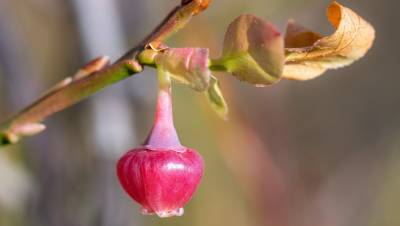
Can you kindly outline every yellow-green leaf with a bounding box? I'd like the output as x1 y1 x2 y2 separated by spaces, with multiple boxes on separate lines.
205 76 228 120
283 1 375 80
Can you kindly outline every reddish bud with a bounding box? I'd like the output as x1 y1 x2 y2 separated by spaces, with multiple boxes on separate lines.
117 89 204 217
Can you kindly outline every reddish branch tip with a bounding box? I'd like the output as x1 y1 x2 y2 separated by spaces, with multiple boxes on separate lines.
182 0 211 15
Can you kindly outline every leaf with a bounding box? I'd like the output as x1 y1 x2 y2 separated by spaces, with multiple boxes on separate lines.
156 48 211 91
283 1 375 80
218 14 285 86
205 76 229 120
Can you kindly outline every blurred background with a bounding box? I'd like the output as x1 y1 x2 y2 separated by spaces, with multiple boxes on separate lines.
0 0 397 226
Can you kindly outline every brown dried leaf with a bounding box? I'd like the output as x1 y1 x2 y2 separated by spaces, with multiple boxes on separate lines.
283 1 375 80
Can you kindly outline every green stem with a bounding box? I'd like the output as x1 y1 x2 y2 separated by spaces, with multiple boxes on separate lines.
143 68 182 150
157 68 172 91
209 59 228 72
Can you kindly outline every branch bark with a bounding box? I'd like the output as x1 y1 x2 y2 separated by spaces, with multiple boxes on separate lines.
0 0 211 146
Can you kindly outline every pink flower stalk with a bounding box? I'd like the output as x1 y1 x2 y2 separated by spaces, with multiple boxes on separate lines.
117 87 204 218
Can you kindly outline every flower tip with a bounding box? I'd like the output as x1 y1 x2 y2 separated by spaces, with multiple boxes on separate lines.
158 208 185 218
140 207 185 218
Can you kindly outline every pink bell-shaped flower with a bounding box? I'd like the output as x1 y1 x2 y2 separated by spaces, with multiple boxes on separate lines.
117 84 204 218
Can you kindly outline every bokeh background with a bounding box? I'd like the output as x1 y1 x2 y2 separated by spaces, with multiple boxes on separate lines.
0 0 397 226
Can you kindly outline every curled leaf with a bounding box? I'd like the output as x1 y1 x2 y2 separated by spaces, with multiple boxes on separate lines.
205 76 228 120
218 14 285 86
156 48 211 91
283 1 375 80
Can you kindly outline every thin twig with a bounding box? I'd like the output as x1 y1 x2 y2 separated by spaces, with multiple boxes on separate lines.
118 0 210 61
0 0 210 146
